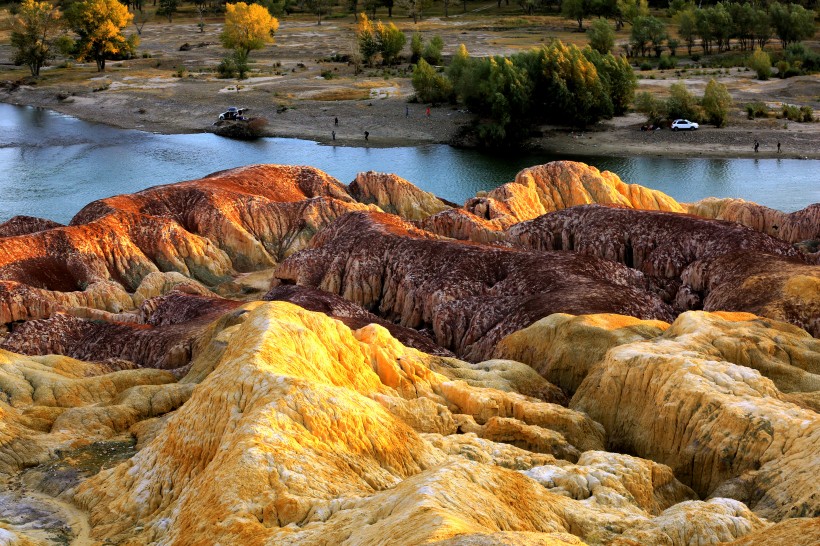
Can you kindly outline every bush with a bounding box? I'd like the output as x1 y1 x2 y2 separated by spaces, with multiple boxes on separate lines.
375 21 406 65
411 59 452 104
410 32 423 63
776 60 790 78
745 101 769 119
423 36 444 65
658 55 676 70
781 104 801 121
217 50 249 79
749 47 771 80
666 82 701 121
800 105 814 122
588 18 615 54
701 78 732 127
640 61 653 71
634 91 665 123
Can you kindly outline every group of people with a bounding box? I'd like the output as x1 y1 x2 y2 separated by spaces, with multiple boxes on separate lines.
329 106 432 144
754 139 782 153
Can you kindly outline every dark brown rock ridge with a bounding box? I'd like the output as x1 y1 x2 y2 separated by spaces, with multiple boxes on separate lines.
0 291 240 370
263 285 454 357
498 205 818 334
275 211 675 361
0 215 64 238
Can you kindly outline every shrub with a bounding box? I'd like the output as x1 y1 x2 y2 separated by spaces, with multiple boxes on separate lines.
375 21 406 65
781 104 801 121
411 59 452 104
410 32 423 63
658 55 676 70
776 60 790 78
634 90 665 123
701 78 732 127
588 18 615 54
217 50 249 79
745 101 769 119
640 61 653 71
800 105 814 122
423 36 444 65
749 47 771 80
666 82 701 121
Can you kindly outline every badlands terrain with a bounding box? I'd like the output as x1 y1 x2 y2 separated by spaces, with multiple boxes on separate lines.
0 160 818 545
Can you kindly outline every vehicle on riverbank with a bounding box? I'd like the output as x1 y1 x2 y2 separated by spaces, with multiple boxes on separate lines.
671 119 699 131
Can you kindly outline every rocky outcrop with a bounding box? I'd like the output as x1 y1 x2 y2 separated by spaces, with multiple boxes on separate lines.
498 205 817 333
73 302 773 546
263 285 454 357
0 216 63 238
688 198 820 244
276 211 674 360
0 291 240 370
349 171 454 221
571 311 820 520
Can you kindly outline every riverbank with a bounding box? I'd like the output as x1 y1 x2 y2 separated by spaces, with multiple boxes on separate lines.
2 13 819 158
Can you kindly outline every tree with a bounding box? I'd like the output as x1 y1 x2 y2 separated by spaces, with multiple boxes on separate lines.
562 0 589 31
220 2 279 58
769 3 816 49
157 0 178 22
65 0 135 72
412 58 452 103
749 46 771 80
675 7 697 56
356 13 379 64
666 82 700 120
615 0 648 29
631 16 665 57
422 35 443 64
701 78 732 127
588 17 615 54
305 0 332 24
399 0 431 23
634 91 666 123
10 0 63 77
410 32 423 63
375 20 405 64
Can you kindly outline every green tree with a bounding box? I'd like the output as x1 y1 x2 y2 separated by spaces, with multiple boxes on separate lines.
356 13 379 65
65 0 135 72
305 0 332 25
10 0 63 77
375 20 406 64
584 48 636 115
422 35 444 64
588 18 615 54
631 16 665 57
666 82 700 120
399 0 431 23
562 0 589 31
769 3 816 49
751 7 772 50
675 7 697 56
221 2 279 58
748 46 771 80
411 58 452 103
634 91 666 123
701 78 732 127
410 32 423 63
157 0 178 22
616 0 648 29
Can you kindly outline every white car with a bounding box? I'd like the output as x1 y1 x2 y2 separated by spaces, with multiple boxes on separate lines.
671 119 699 131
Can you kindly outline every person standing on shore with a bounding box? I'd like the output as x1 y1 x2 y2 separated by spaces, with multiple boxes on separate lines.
364 131 369 142
777 141 781 153
405 105 409 117
332 130 335 141
426 107 430 117
754 140 759 153
334 117 339 126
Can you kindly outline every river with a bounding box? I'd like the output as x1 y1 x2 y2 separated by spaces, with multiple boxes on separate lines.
1 103 817 224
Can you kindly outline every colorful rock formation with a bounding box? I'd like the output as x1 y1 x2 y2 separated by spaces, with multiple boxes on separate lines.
276 211 675 360
0 160 816 545
688 198 820 244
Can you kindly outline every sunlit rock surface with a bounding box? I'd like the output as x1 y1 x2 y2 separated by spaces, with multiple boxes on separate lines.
0 160 816 545
276 211 675 360
349 171 454 221
571 311 820 520
688 198 820 245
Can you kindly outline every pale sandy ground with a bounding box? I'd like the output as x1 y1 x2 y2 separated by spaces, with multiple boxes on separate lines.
1 13 819 158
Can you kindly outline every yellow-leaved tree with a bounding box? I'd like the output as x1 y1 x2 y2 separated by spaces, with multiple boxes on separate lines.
10 0 63 77
220 2 279 58
65 0 135 72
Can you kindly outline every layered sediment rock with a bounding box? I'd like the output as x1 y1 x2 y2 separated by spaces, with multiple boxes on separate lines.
499 205 818 333
0 216 63 238
73 302 773 546
349 171 454 221
1 291 240 370
688 198 820 244
571 311 820 520
276 211 674 360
